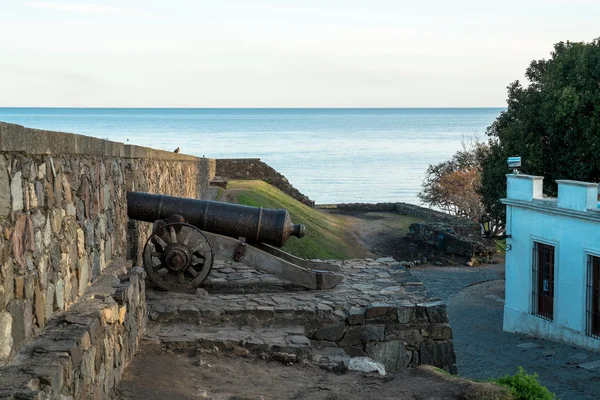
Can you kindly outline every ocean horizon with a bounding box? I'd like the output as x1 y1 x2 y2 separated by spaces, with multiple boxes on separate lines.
0 107 504 205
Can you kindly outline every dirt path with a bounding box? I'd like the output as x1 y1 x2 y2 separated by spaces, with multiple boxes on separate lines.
322 209 424 262
112 345 507 400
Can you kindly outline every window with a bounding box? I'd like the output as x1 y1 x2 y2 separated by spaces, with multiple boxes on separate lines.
532 242 555 321
586 255 600 339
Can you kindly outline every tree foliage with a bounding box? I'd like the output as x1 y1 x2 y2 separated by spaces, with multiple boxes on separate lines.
481 38 600 219
419 139 488 220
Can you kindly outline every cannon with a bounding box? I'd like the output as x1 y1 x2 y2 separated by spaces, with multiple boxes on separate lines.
126 192 344 292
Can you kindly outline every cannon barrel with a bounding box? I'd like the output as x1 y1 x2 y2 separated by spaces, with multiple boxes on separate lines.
126 192 305 247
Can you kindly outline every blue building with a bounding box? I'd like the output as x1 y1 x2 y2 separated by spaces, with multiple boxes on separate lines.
502 174 600 351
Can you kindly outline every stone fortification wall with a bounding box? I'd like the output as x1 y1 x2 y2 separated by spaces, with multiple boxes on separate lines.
215 158 314 206
331 202 478 231
0 122 215 397
0 262 146 399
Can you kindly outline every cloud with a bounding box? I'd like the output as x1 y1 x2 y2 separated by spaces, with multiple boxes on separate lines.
24 1 129 15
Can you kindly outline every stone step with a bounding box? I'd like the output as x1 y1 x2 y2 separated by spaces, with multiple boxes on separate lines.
145 322 357 371
145 323 313 361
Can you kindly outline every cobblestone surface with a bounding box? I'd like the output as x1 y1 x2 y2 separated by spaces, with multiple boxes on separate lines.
149 257 432 325
145 258 457 373
413 264 600 399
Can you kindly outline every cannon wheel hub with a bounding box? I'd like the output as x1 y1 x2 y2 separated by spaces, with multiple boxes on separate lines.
143 222 214 292
164 243 192 271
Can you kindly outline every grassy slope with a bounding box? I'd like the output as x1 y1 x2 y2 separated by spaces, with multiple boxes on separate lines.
220 180 354 260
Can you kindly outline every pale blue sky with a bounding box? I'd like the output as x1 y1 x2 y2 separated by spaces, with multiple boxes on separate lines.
0 0 598 107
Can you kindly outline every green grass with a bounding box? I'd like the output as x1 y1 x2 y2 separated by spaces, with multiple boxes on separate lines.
224 180 354 260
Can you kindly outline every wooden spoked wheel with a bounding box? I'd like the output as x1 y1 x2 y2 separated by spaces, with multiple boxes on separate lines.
142 222 214 292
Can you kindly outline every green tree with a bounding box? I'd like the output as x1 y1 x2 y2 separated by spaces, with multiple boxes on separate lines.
481 38 600 219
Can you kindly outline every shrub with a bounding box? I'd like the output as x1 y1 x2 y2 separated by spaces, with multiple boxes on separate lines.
494 367 556 400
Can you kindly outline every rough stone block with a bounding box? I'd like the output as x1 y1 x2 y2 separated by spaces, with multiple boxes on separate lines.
365 341 411 373
386 327 424 343
396 305 416 324
422 301 449 323
14 277 24 299
101 302 119 325
34 284 45 327
338 325 385 346
312 323 346 341
10 171 23 212
54 279 65 311
0 311 13 361
420 342 456 372
8 299 32 349
0 156 10 216
78 255 89 296
428 324 453 340
22 362 64 398
347 307 365 325
365 302 394 319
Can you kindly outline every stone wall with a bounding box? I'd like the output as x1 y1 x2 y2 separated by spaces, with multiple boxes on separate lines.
0 261 145 399
215 158 314 206
330 202 478 232
147 258 457 374
407 222 493 262
0 122 215 373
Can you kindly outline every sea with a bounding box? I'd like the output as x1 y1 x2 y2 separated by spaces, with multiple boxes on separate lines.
0 108 503 205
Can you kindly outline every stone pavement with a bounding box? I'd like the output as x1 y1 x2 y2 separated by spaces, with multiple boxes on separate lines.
412 264 600 399
142 257 457 374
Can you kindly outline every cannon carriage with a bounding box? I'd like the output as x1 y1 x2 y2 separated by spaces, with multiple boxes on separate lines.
126 192 344 292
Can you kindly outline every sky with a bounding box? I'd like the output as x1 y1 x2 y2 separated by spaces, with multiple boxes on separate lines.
0 0 598 108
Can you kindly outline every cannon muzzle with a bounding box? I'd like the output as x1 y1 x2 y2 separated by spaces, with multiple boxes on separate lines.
126 192 305 247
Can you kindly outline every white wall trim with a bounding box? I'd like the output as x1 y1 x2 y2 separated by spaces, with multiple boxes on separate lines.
501 198 600 222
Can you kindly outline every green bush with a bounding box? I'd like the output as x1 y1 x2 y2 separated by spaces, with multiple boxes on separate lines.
494 367 556 400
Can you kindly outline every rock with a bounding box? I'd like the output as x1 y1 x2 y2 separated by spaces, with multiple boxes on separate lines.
232 347 250 357
346 357 386 375
365 302 393 319
10 171 23 212
347 308 365 325
272 352 297 364
396 304 415 324
428 324 453 340
55 278 65 311
338 325 385 346
45 283 55 318
14 276 24 298
420 343 456 373
0 157 10 216
313 323 346 341
289 335 311 346
0 311 13 360
8 299 31 349
365 341 411 373
423 301 449 323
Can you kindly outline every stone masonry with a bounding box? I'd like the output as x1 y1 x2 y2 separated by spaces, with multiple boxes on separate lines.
145 257 457 374
0 122 215 398
0 260 146 399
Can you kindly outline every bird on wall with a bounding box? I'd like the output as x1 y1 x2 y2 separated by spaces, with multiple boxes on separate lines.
174 147 180 153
